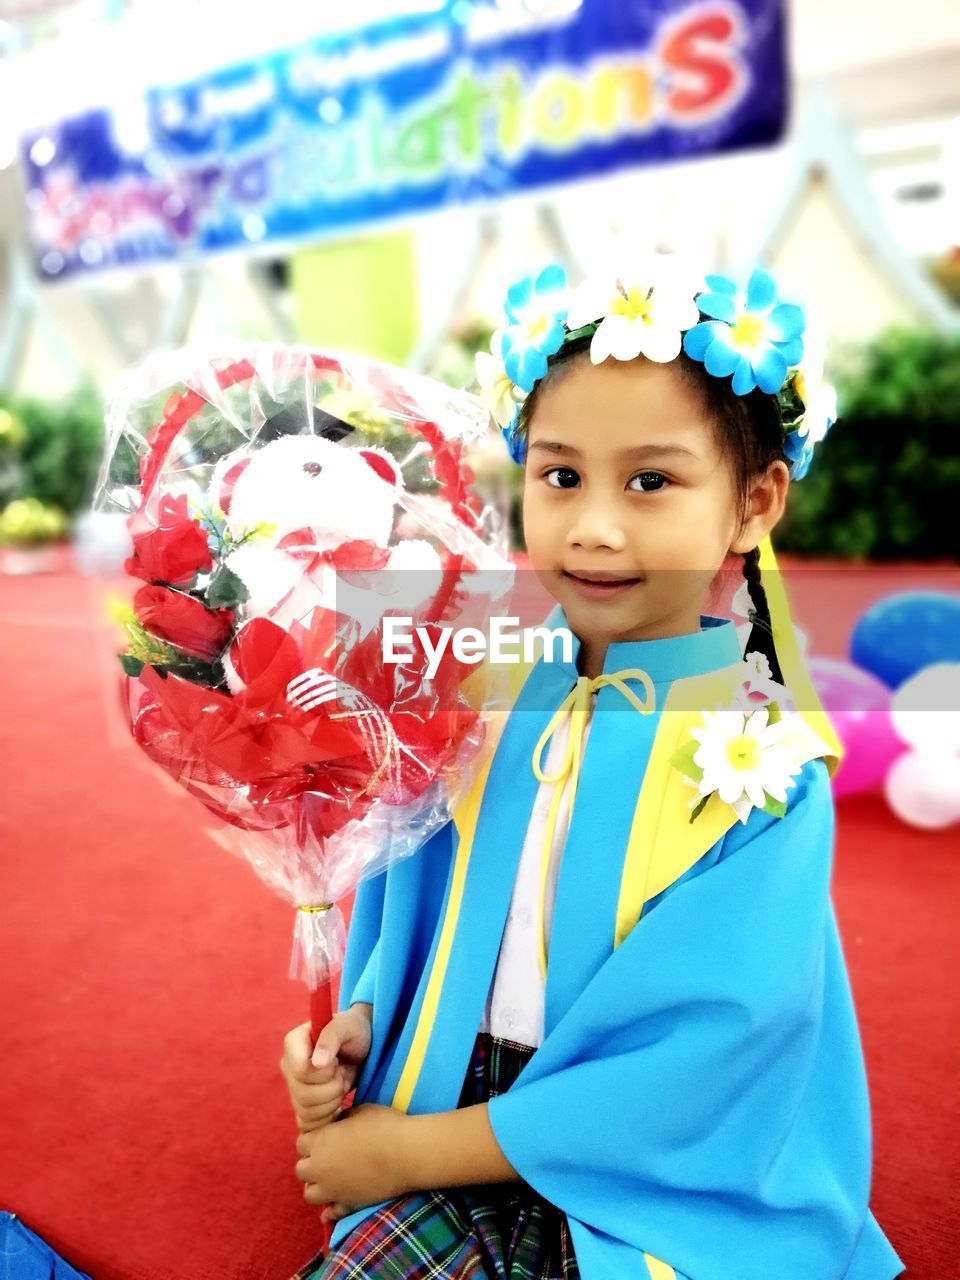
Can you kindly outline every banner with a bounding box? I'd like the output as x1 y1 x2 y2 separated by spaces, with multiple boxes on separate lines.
19 0 787 279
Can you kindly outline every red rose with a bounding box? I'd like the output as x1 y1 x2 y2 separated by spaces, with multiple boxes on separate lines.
134 584 234 662
125 493 213 586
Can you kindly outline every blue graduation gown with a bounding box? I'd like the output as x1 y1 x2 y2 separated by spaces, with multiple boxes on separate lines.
327 611 904 1280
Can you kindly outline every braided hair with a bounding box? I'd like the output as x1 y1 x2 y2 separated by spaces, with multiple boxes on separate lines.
515 341 789 684
740 545 782 684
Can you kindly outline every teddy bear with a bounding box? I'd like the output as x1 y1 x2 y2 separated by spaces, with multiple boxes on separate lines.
211 433 443 693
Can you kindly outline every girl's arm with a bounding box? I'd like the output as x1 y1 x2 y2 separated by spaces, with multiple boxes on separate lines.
296 1098 520 1219
397 1102 521 1190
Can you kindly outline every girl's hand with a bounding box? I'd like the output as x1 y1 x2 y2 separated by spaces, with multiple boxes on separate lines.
294 1102 409 1213
280 1020 344 1132
311 1004 373 1085
280 1007 371 1132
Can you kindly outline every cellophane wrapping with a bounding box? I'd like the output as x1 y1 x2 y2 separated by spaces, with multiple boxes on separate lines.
93 341 514 992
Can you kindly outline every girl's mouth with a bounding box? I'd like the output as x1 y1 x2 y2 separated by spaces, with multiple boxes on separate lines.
562 570 644 598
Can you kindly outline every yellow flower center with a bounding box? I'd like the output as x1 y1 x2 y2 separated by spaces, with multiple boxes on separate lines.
526 315 549 341
794 370 808 403
730 313 767 350
726 733 761 772
610 285 653 322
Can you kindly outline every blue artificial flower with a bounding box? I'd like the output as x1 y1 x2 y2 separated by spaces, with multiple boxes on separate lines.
783 412 839 481
496 399 527 465
500 405 527 464
783 428 815 480
682 268 806 397
499 264 569 394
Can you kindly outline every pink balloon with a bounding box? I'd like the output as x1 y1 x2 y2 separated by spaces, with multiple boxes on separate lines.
807 656 906 799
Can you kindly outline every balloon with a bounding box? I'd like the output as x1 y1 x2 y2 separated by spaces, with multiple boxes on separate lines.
808 656 904 798
851 591 960 689
884 750 960 830
891 662 960 755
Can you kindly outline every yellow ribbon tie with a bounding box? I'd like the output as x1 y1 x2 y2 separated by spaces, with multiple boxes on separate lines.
530 668 657 981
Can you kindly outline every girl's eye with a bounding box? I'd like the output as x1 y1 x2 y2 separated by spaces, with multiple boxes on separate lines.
628 471 669 493
544 466 580 488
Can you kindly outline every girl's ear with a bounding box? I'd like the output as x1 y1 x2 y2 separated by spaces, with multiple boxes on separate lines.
729 460 789 555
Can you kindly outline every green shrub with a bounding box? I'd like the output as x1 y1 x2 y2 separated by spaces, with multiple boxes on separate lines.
0 496 69 546
0 383 107 520
778 328 960 559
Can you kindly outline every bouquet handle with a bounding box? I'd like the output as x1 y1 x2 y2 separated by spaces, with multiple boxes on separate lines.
309 976 335 1045
309 972 338 1258
293 912 348 1259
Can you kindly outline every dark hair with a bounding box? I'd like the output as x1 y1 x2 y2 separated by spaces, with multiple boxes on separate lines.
515 338 789 682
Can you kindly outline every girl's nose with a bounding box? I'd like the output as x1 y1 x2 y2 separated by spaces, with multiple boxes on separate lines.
566 504 627 553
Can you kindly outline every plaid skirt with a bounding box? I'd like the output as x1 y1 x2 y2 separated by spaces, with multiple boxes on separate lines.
292 1030 580 1280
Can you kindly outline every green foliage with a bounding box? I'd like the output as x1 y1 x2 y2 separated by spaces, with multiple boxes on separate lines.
0 496 69 545
0 383 106 519
428 320 495 393
109 599 183 668
688 795 710 823
205 563 249 609
670 738 703 783
778 327 960 559
761 793 787 819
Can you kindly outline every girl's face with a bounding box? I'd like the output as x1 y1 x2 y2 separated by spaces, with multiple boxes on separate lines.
521 354 784 649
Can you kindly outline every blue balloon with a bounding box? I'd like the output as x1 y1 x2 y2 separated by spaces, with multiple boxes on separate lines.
850 591 960 689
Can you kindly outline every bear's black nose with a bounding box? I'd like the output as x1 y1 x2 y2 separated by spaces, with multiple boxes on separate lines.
302 461 323 477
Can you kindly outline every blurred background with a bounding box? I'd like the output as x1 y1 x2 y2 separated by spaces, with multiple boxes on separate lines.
1 3 958 1279
0 0 959 561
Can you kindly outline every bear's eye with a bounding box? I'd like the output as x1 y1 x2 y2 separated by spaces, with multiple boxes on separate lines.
303 461 323 477
319 422 354 443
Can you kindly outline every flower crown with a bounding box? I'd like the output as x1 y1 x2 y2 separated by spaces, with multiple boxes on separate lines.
475 257 837 480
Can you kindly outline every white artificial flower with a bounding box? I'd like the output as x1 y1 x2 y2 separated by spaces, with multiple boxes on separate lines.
729 652 796 714
690 703 802 824
792 319 837 444
798 378 837 445
566 254 701 367
475 339 526 430
744 650 772 684
731 580 753 619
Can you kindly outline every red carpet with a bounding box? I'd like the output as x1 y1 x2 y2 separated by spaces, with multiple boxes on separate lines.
1 564 957 1279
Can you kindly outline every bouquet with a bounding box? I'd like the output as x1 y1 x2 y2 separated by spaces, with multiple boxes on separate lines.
94 342 513 1044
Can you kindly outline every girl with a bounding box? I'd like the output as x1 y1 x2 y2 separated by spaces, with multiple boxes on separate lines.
281 259 905 1280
